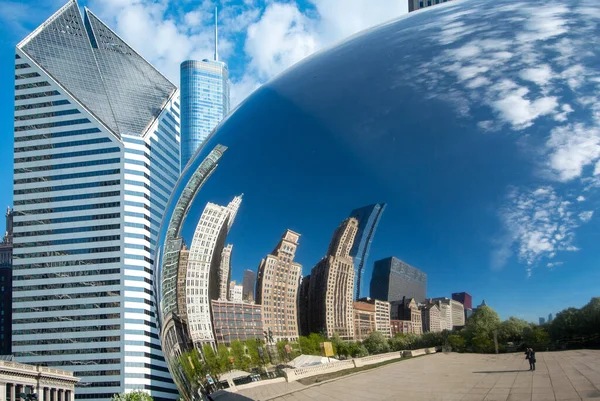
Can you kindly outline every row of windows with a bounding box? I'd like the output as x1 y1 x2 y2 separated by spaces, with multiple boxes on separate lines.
14 108 80 122
13 323 120 334
13 314 120 323
15 127 101 143
124 180 169 205
13 234 120 248
38 359 121 368
124 158 177 190
14 118 91 133
13 212 120 226
14 247 121 260
14 90 60 101
124 170 171 200
15 63 31 69
14 190 120 207
16 201 119 216
15 81 50 90
12 258 120 271
16 168 119 185
13 301 120 312
14 99 70 111
74 382 121 389
125 362 169 373
14 179 120 195
14 136 111 153
15 72 40 80
15 146 119 164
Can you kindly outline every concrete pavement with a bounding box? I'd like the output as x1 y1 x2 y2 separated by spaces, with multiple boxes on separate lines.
236 350 600 401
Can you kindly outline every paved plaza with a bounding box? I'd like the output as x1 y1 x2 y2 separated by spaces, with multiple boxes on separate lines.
236 350 600 401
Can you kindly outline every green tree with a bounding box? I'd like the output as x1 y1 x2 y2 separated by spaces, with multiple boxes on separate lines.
472 332 494 353
498 317 530 343
362 331 390 355
230 340 250 371
217 344 232 373
523 326 550 350
580 297 600 337
202 344 220 379
447 334 466 352
548 307 581 341
246 338 269 368
179 348 207 386
111 391 153 401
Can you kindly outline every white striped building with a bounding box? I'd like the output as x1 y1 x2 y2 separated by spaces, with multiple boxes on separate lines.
12 1 180 400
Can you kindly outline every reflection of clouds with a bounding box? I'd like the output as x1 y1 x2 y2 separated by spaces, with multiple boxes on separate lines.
499 186 589 276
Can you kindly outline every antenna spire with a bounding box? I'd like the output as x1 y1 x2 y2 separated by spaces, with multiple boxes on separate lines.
214 7 219 61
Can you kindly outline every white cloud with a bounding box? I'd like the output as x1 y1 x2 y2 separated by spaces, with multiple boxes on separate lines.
546 124 600 182
516 5 569 43
519 65 553 86
491 86 558 129
577 195 586 202
579 211 594 222
498 186 590 273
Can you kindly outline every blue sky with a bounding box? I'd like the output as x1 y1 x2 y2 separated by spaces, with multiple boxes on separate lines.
3 0 600 323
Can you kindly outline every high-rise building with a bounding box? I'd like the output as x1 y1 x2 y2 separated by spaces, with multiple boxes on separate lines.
0 208 13 355
357 297 391 338
390 297 422 335
256 230 302 342
548 313 553 322
539 317 546 325
229 281 243 302
426 299 451 331
370 257 427 303
421 303 441 333
12 2 180 399
408 0 454 13
297 275 311 337
211 300 263 346
429 297 465 328
186 195 242 347
242 269 256 302
452 292 473 310
179 8 230 172
309 218 358 341
176 243 190 322
219 244 233 300
348 203 386 300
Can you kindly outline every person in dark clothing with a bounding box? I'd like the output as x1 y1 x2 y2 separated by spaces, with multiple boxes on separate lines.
525 348 536 371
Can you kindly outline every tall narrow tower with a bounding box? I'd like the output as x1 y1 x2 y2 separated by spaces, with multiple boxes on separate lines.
12 1 180 399
180 7 230 172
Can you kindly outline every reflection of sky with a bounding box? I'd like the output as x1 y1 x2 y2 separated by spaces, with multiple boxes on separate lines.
176 0 600 322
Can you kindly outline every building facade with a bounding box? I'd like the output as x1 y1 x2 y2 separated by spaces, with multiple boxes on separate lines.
179 11 230 172
0 208 12 355
242 269 256 302
229 281 243 302
348 203 386 300
370 257 427 303
12 2 180 399
428 297 465 329
390 320 412 336
357 297 391 338
390 297 422 335
297 275 311 337
219 244 233 300
353 301 376 341
421 303 441 333
308 218 358 341
186 196 242 347
255 230 302 342
452 292 472 310
0 359 80 401
211 300 263 346
408 0 454 12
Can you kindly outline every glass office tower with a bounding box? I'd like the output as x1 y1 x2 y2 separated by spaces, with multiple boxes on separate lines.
12 1 180 400
349 203 386 300
180 11 230 172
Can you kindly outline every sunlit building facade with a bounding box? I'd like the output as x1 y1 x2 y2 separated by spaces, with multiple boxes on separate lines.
219 244 233 300
256 230 302 342
408 0 454 12
309 218 358 341
211 300 263 346
180 58 230 172
12 1 180 399
186 196 242 347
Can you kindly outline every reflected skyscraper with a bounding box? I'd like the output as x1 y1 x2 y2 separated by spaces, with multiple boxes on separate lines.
349 203 386 300
371 257 427 303
256 230 302 342
12 2 179 399
309 218 358 340
180 8 230 172
242 269 256 302
219 244 233 300
186 195 242 347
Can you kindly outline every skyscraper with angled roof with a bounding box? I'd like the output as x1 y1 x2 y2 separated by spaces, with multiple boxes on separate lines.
12 1 180 399
179 8 230 172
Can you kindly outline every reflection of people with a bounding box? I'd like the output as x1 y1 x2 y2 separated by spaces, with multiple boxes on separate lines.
525 348 536 371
